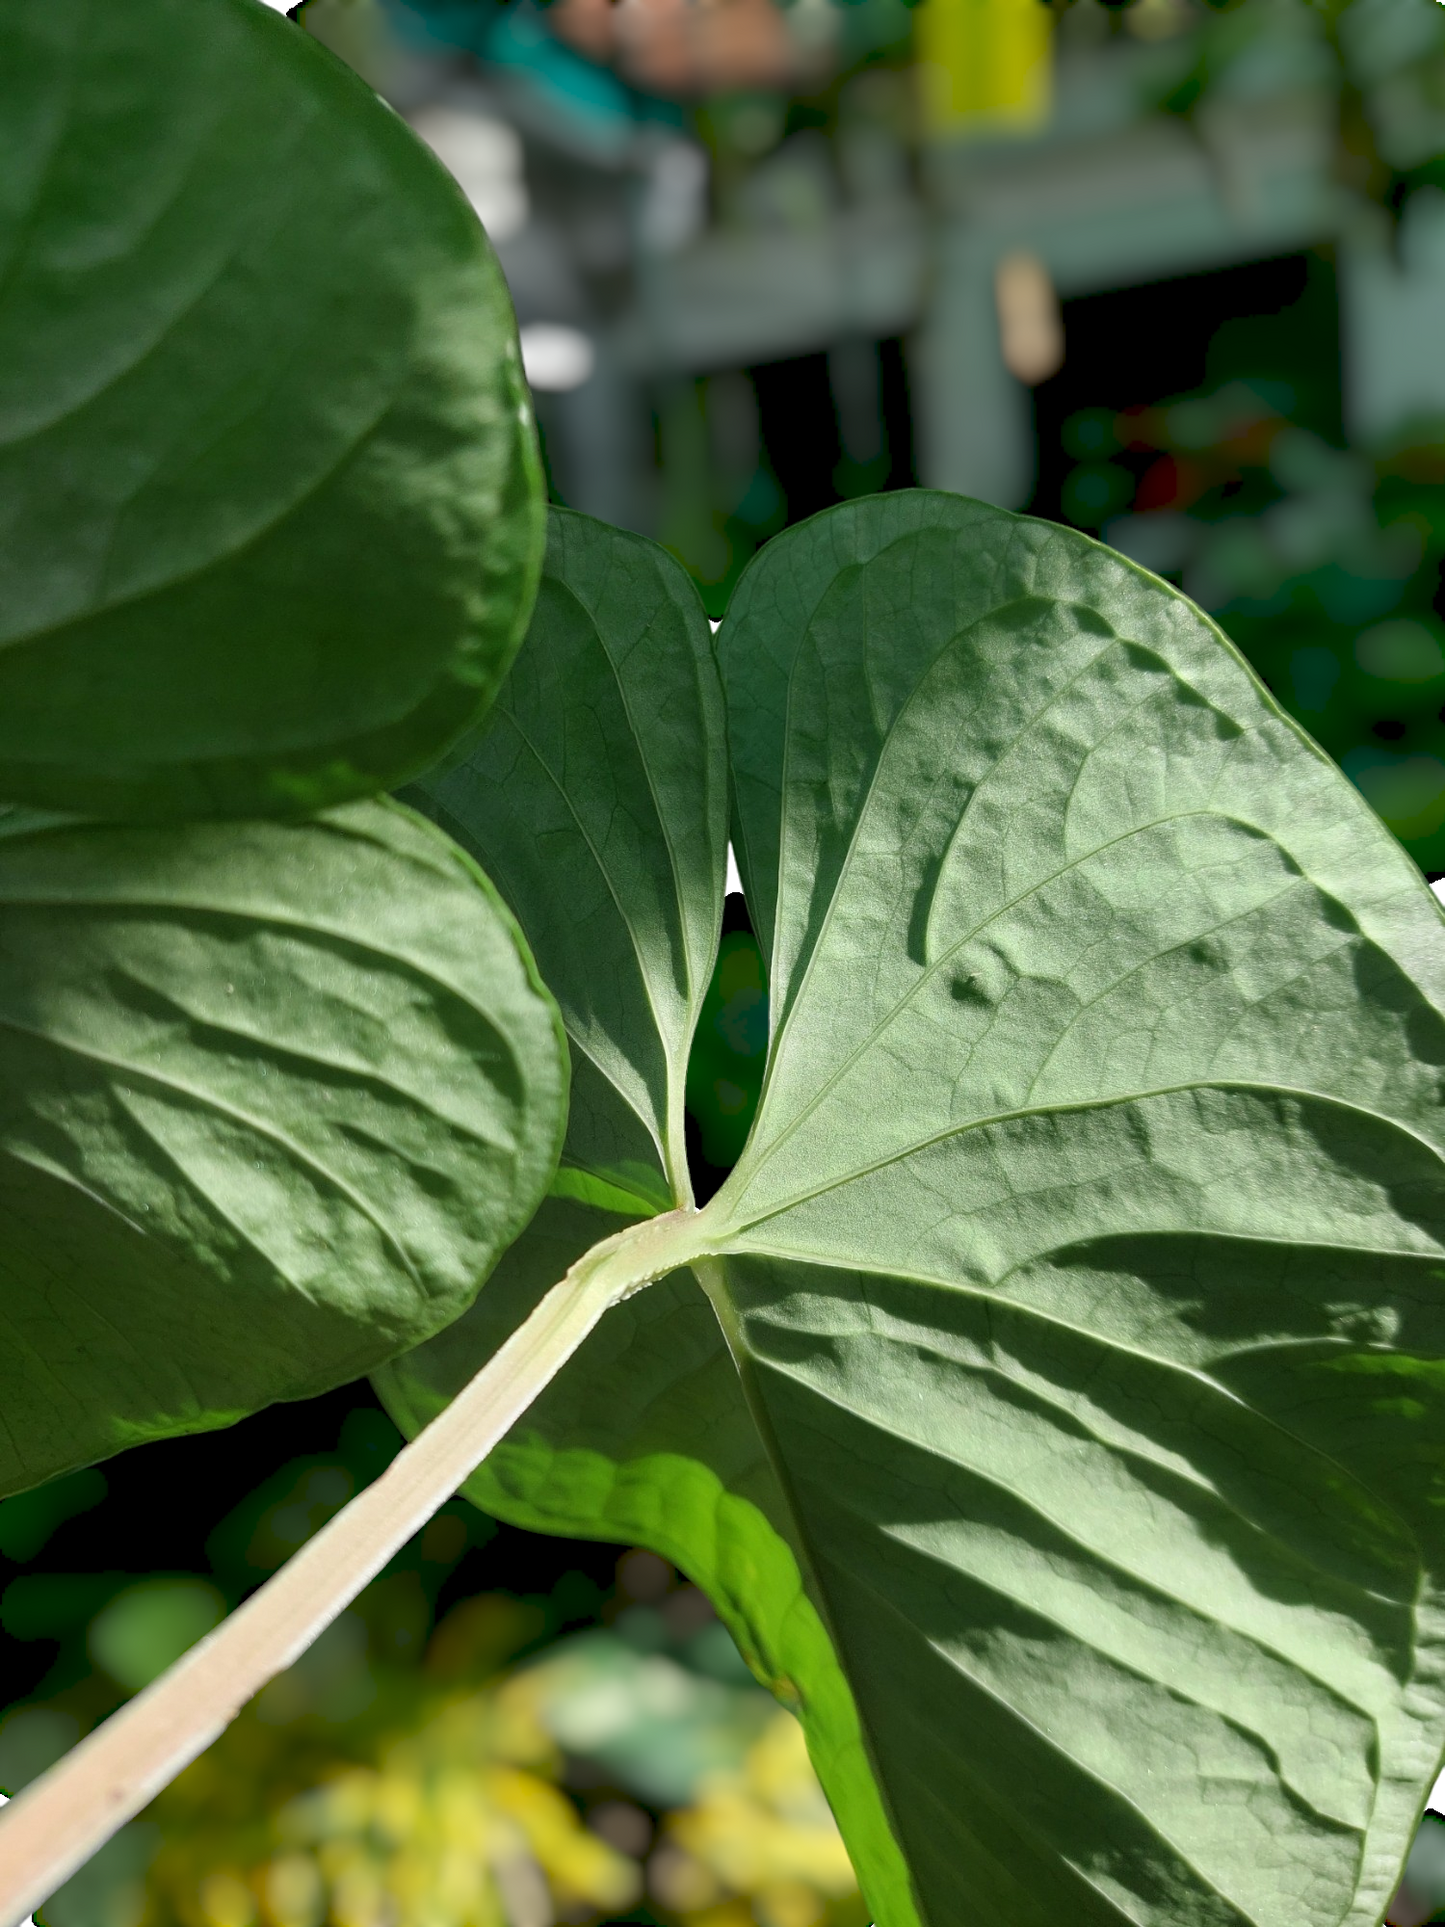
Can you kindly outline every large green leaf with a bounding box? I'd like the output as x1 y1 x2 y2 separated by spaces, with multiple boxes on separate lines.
377 506 921 1926
0 0 542 822
382 492 1445 1927
0 800 565 1497
401 506 729 1205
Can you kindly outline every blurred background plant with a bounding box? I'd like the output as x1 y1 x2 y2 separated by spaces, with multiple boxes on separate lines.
291 0 1445 879
0 1401 854 1927
138 1583 861 1927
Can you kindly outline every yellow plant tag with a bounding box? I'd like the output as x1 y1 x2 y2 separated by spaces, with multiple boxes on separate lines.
914 0 1053 139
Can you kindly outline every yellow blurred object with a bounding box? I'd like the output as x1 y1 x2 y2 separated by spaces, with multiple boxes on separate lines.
142 1676 637 1927
138 1592 863 1927
1125 0 1193 38
914 0 1052 140
195 1874 256 1927
660 1712 863 1927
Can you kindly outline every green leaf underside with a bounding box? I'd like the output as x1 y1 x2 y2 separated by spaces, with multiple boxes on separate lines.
380 506 919 1922
0 801 565 1497
382 492 1445 1927
0 0 543 822
401 507 730 1202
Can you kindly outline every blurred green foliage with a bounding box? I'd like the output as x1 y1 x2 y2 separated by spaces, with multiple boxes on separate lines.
88 1584 226 1696
0 1473 107 1566
0 911 836 1927
1 1537 860 1927
686 928 769 1172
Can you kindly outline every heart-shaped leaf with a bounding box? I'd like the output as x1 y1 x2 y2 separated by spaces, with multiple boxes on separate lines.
0 0 542 822
381 493 1445 1927
0 800 565 1497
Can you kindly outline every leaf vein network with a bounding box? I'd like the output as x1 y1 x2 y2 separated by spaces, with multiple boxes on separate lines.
501 703 677 1077
812 1542 1265 1924
750 1305 1413 1641
0 1006 426 1291
737 665 1290 1187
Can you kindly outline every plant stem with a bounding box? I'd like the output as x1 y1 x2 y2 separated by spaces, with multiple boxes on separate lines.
0 1208 699 1927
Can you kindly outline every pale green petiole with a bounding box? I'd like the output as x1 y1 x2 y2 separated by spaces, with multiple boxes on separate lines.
0 1207 708 1927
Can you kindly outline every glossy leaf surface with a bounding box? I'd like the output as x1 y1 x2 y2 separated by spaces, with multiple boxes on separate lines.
383 494 1445 1927
0 802 565 1497
0 0 542 821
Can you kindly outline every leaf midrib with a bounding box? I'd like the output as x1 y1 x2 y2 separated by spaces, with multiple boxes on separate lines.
712 1076 1445 1236
500 669 709 1188
592 551 720 1015
585 557 724 1184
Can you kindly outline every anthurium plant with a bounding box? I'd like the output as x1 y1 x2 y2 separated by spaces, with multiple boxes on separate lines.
4 4 1445 1926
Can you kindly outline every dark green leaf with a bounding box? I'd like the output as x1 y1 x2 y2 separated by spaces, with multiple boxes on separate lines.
0 0 542 822
0 800 565 1496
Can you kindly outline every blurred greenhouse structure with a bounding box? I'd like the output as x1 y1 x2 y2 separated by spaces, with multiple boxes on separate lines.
299 0 1445 873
